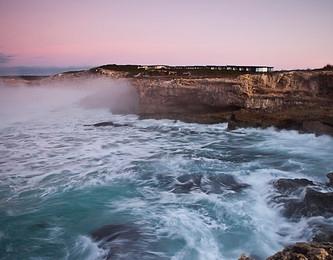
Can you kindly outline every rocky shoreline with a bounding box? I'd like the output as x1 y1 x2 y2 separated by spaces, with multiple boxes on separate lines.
239 172 333 259
240 242 333 259
2 65 332 136
1 65 333 258
87 171 333 259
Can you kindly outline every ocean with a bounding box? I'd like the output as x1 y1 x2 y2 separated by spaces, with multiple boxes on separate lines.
0 83 333 260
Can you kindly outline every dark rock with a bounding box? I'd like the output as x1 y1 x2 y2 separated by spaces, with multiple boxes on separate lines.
170 173 250 194
90 224 161 260
284 188 333 219
91 224 140 242
201 174 250 194
271 178 333 219
302 219 333 243
171 174 202 193
31 222 50 229
302 121 333 136
273 178 314 194
267 242 333 260
303 189 333 216
176 174 202 186
85 121 130 127
154 174 176 189
238 254 256 260
327 172 333 187
313 228 333 243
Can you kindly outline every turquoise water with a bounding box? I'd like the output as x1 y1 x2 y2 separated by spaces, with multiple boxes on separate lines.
0 86 333 260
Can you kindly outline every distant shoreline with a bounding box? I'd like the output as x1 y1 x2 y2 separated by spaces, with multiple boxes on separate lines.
1 64 331 78
1 64 333 136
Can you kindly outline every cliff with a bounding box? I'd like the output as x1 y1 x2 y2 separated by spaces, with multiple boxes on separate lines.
1 66 333 135
132 70 333 135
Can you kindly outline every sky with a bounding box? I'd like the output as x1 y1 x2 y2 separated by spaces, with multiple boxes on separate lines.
0 0 333 70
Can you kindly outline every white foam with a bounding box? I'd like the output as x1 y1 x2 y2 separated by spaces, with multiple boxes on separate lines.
1 83 333 259
69 235 106 260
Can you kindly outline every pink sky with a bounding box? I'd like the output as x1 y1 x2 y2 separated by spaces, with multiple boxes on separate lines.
0 0 332 70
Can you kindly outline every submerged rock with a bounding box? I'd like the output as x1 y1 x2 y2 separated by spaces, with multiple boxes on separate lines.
171 173 249 194
85 121 130 127
90 224 161 260
327 172 333 187
172 174 202 193
267 242 333 260
91 224 140 242
273 178 314 194
201 174 250 194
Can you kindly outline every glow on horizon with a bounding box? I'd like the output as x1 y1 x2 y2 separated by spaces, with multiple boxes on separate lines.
0 0 332 70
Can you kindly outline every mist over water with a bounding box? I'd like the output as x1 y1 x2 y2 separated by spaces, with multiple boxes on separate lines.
0 78 138 126
0 81 333 260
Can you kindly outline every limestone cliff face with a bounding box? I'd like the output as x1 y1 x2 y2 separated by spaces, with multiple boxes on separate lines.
240 71 333 110
131 70 333 135
133 70 333 114
133 78 247 114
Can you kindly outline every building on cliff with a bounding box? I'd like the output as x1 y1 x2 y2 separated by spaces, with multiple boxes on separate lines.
225 65 273 72
137 65 273 73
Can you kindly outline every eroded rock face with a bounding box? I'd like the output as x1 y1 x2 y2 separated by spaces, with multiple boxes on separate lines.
134 71 333 115
133 78 246 116
132 70 333 135
266 242 333 260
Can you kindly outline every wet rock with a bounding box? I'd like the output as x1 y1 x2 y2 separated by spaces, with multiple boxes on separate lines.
302 121 333 136
271 178 333 219
273 178 314 194
31 222 50 229
238 254 255 260
299 218 333 244
91 224 140 242
201 174 250 194
238 254 257 260
155 174 176 189
327 172 333 187
171 173 249 194
313 228 333 243
171 174 202 193
85 121 130 127
284 188 333 219
267 242 333 260
90 224 160 260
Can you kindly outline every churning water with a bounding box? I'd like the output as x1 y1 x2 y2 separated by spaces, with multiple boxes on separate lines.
0 84 333 260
